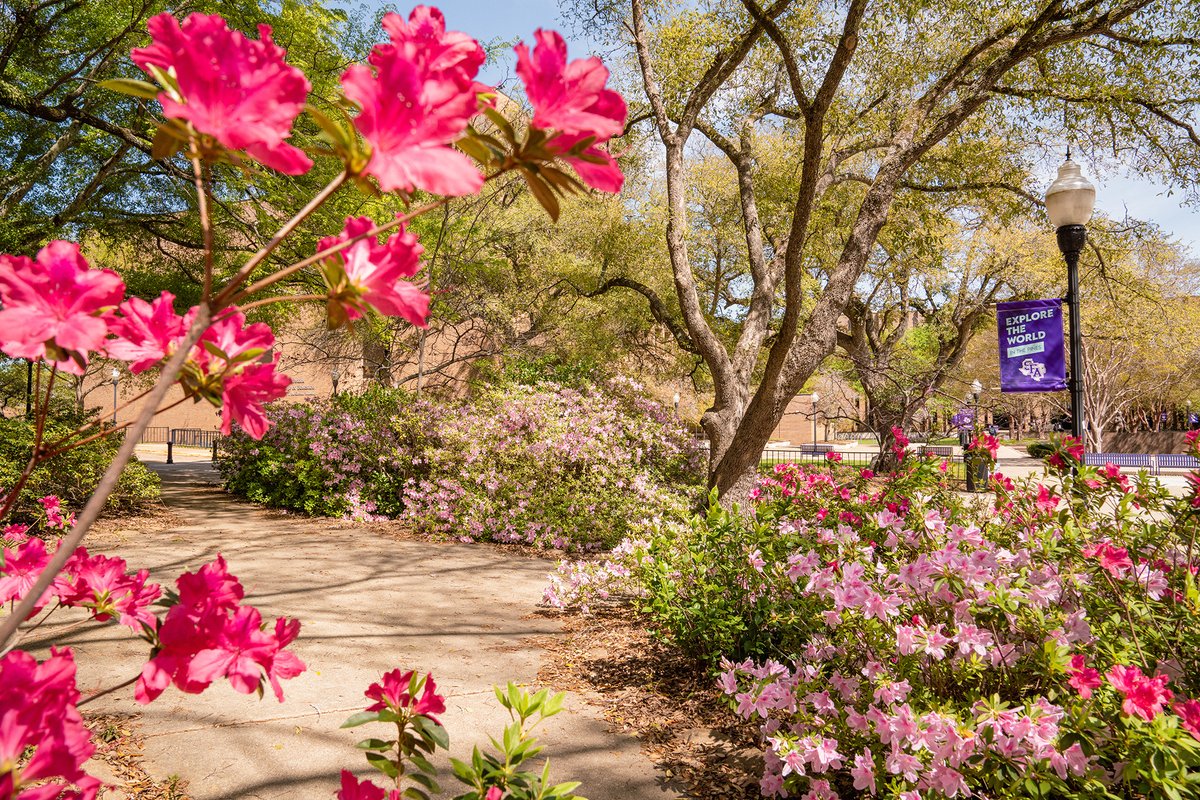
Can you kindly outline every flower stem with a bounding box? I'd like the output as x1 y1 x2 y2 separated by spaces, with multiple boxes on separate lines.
0 305 213 649
214 170 349 308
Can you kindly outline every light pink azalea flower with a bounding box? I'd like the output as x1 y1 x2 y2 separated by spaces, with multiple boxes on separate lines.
0 240 125 374
132 13 312 174
851 748 877 794
515 29 627 192
318 216 430 327
343 7 487 196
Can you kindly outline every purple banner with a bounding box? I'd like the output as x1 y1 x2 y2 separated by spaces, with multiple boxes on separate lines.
997 299 1067 393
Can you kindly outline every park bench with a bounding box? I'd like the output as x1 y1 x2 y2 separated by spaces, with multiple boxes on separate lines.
799 444 836 454
919 445 955 458
1155 454 1200 471
1083 453 1155 471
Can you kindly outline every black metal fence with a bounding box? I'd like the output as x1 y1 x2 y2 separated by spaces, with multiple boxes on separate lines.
139 426 170 444
169 428 220 448
760 447 974 485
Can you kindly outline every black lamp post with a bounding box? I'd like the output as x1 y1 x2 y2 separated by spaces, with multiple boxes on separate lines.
110 367 119 424
811 391 820 446
965 379 985 491
331 367 341 396
1045 157 1096 449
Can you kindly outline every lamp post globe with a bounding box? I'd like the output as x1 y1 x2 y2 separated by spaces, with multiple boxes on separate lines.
1045 158 1096 450
330 368 341 397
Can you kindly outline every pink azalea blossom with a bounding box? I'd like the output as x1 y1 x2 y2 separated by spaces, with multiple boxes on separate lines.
318 216 430 327
1106 664 1173 721
0 648 100 799
364 669 447 722
0 537 56 615
185 309 291 438
514 29 627 192
1082 540 1133 576
131 13 312 174
57 548 161 633
342 7 487 196
1066 654 1102 699
136 555 303 703
40 494 76 530
0 241 125 374
105 291 188 373
336 770 399 800
1175 699 1200 740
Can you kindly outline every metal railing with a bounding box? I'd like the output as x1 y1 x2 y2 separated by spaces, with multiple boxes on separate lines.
759 447 972 485
165 428 221 463
139 426 170 444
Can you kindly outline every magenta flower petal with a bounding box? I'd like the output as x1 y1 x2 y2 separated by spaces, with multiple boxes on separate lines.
132 13 312 174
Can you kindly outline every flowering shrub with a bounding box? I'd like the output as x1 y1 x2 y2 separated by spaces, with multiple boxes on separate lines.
219 381 703 550
216 387 431 519
0 414 159 521
337 670 581 800
400 381 703 550
1 3 628 796
552 438 1200 798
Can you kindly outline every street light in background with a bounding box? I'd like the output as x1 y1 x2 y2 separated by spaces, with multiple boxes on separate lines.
811 391 820 445
110 367 119 424
331 367 341 396
966 379 985 491
1045 156 1096 449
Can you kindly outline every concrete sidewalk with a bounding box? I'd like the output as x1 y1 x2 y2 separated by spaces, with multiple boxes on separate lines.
26 462 671 800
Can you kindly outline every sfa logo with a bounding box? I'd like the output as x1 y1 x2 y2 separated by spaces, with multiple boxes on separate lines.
1019 358 1047 382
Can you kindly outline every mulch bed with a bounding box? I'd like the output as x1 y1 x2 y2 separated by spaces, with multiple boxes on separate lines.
532 604 763 799
86 713 190 800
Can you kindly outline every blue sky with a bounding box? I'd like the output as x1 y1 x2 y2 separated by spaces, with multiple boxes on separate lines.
359 1 1200 255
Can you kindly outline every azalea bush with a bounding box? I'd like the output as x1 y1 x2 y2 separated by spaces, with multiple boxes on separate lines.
0 414 160 520
551 436 1200 799
219 380 703 550
335 669 581 800
399 380 704 550
0 4 626 797
216 387 432 519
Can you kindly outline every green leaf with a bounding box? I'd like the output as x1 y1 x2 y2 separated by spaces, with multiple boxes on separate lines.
455 135 493 164
412 715 450 750
98 78 161 100
401 788 429 800
340 711 382 729
449 757 475 782
408 772 440 793
524 173 560 222
151 126 184 161
547 780 583 798
366 751 399 779
355 738 395 751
